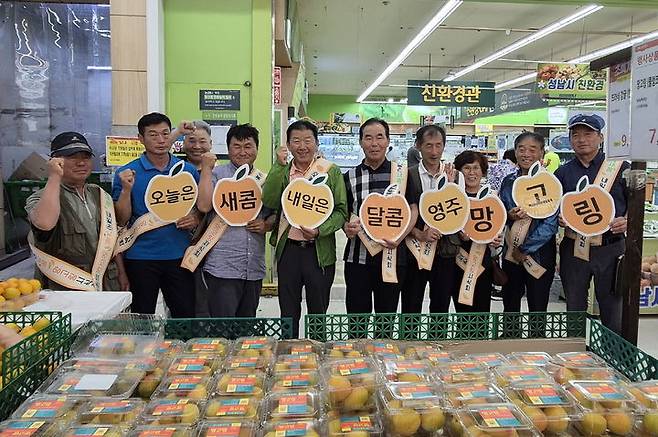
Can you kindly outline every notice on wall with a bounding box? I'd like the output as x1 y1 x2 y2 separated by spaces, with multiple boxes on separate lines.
105 136 145 166
606 61 631 159
199 89 240 111
630 36 658 161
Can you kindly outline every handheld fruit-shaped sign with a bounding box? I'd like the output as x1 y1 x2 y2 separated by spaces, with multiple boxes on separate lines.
419 174 469 234
561 175 615 237
463 185 507 244
281 173 334 229
360 184 411 243
512 161 563 219
212 164 263 226
145 161 198 223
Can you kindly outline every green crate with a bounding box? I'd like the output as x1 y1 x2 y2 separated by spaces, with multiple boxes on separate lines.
306 312 587 341
0 312 71 386
165 317 293 340
4 180 46 218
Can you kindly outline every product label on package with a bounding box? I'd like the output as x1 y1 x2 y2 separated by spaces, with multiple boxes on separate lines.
290 345 313 354
206 424 245 437
424 352 452 363
175 358 206 372
399 384 433 399
273 421 312 437
503 368 545 382
340 416 374 432
241 338 267 349
21 399 66 418
3 421 46 436
213 399 250 417
279 373 312 388
391 361 426 373
336 360 369 376
90 401 134 414
277 395 310 415
561 353 599 365
230 357 259 369
523 386 563 406
226 375 257 394
580 383 625 400
152 400 188 416
331 342 354 351
448 362 479 374
371 342 396 352
137 429 177 437
191 339 222 352
458 384 494 400
473 354 505 367
477 407 522 428
517 354 550 365
168 376 203 391
72 426 111 436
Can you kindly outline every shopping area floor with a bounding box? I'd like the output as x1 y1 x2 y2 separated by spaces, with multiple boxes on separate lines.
4 233 658 357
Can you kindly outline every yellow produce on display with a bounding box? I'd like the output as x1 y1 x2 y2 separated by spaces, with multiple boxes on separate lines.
0 278 41 311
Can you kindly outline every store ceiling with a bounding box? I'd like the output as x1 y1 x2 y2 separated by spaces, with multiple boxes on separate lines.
299 0 658 99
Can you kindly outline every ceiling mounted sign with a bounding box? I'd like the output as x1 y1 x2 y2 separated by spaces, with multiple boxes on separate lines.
407 80 495 108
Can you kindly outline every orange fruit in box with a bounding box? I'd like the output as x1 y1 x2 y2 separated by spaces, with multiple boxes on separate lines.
3 288 20 300
18 282 32 295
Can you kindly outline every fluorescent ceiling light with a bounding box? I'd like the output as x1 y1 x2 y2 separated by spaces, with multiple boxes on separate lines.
496 29 658 90
445 4 602 81
356 0 462 102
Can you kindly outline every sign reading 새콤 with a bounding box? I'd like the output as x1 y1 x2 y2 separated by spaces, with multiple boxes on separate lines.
407 80 495 108
536 63 607 99
106 136 145 166
630 35 658 161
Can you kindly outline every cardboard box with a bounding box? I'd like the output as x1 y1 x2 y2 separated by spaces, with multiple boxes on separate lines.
10 152 49 181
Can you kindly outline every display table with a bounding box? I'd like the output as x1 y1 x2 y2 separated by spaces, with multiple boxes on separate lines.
24 291 132 329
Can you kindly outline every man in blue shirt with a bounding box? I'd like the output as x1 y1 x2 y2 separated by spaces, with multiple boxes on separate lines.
112 112 200 317
555 114 629 333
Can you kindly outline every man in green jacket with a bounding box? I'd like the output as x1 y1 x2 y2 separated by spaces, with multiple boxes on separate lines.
262 120 348 337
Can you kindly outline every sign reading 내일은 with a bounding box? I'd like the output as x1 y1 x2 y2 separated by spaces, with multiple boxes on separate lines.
281 174 334 229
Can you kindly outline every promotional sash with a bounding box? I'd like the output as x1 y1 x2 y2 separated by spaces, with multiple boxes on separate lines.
113 212 168 256
455 247 485 276
276 158 333 245
458 242 487 306
571 160 623 261
505 217 547 279
180 169 267 272
29 187 117 291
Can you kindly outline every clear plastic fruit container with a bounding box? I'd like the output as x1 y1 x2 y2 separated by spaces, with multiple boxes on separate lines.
128 425 197 437
415 350 454 365
185 338 230 356
60 358 141 372
78 334 161 359
321 358 382 412
11 395 81 423
445 407 541 437
508 352 553 367
167 355 220 376
154 340 185 357
223 356 272 374
381 359 435 383
152 375 212 400
324 341 365 359
553 352 607 368
63 425 126 436
262 391 323 421
231 337 276 359
204 396 260 421
199 421 257 437
140 399 203 427
0 420 65 436
270 371 320 392
492 365 553 387
548 363 630 385
135 358 171 399
445 383 508 407
400 342 439 360
362 340 402 356
630 381 658 410
505 382 582 435
260 419 324 437
380 383 447 436
565 380 641 436
436 361 490 385
639 409 658 437
274 354 320 373
327 412 383 437
214 372 266 398
39 367 146 398
464 353 510 369
77 398 145 426
276 340 323 356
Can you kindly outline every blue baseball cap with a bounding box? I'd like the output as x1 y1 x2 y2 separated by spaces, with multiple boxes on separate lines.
568 114 605 132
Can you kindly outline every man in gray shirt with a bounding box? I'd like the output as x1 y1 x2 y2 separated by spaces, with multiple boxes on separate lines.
196 124 274 317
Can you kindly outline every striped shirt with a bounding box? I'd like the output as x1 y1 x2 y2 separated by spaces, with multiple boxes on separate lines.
343 159 414 265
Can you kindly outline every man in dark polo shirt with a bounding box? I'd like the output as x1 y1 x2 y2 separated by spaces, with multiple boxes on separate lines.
555 114 629 333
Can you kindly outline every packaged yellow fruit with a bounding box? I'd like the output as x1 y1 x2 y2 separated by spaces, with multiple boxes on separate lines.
553 352 607 368
153 339 185 357
82 334 159 358
199 421 258 437
362 340 401 356
215 371 265 397
630 381 658 409
129 424 196 437
40 367 146 398
325 341 364 359
141 399 202 426
77 398 145 426
381 382 446 436
204 396 260 421
461 404 540 437
507 352 552 367
152 375 211 400
17 281 33 295
185 337 230 356
274 353 320 373
168 355 220 376
11 395 81 424
445 383 508 408
232 336 276 358
547 364 629 385
381 359 434 383
28 279 42 292
328 413 383 437
415 349 453 365
4 287 21 300
436 361 489 385
642 410 658 436
261 419 323 437
263 391 323 421
0 419 65 436
464 353 510 369
322 358 382 412
492 366 552 387
271 371 320 392
223 355 272 374
277 339 323 356
400 342 439 360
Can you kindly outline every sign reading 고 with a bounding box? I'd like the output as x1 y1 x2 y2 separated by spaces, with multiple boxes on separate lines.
512 161 563 219
360 184 411 243
213 164 263 226
145 161 198 222
463 186 507 244
561 175 615 237
419 174 469 234
281 173 334 229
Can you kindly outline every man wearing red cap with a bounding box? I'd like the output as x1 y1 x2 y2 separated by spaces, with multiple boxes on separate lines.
25 132 129 291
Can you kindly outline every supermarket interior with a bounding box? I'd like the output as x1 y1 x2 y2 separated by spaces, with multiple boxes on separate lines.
1 0 658 434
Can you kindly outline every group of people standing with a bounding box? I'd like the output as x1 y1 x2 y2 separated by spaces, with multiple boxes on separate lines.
25 112 628 336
